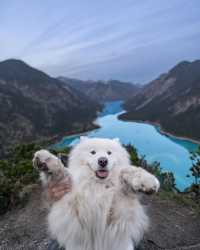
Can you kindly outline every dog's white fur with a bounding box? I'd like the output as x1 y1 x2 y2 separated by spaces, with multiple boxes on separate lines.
33 137 160 250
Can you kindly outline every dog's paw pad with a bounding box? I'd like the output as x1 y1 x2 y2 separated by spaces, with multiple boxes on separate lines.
140 177 160 194
33 150 53 172
33 156 49 172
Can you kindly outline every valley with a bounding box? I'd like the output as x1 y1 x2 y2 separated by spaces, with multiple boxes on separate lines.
53 101 198 190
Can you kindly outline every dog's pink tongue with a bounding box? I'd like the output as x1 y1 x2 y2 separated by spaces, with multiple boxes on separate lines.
97 170 108 178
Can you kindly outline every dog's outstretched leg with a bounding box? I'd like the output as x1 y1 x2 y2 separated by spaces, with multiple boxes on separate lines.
33 149 70 186
33 150 71 204
119 166 160 194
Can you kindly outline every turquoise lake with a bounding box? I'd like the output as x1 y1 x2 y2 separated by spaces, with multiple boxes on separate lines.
54 101 199 191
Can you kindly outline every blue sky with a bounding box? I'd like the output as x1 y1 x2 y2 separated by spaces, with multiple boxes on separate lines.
1 0 200 83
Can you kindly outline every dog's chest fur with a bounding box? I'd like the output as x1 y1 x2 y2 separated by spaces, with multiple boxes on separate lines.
48 177 133 250
71 178 117 227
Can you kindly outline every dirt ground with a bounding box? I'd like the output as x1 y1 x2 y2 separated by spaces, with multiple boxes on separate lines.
0 186 200 250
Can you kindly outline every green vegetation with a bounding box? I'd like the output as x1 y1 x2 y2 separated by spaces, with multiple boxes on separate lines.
157 190 200 214
126 144 140 166
0 142 72 214
190 146 200 185
0 143 41 214
186 146 200 199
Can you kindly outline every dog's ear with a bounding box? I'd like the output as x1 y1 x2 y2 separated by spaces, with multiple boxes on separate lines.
113 137 120 143
80 136 88 142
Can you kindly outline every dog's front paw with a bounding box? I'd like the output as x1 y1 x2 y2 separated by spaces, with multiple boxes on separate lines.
33 149 60 173
120 167 160 194
137 172 160 194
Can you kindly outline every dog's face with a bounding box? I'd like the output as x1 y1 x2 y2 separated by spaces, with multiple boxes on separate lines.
69 137 130 180
81 138 118 179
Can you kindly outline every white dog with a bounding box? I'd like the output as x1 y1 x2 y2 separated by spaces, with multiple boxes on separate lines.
33 137 159 250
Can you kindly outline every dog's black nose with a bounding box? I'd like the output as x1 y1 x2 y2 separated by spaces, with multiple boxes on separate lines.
98 157 108 168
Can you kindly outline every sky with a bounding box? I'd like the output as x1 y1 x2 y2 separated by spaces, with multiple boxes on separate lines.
1 0 200 84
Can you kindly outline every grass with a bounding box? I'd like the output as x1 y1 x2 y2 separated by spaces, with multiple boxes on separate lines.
158 189 200 214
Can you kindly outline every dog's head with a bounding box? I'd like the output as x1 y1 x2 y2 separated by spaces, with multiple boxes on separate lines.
69 137 130 180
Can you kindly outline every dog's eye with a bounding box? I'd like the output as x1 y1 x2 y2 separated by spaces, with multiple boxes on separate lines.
90 150 96 155
107 151 112 155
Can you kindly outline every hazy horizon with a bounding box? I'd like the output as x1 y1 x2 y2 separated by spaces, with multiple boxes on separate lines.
1 0 200 84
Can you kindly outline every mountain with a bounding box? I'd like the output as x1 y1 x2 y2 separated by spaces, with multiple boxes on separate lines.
0 59 101 157
58 77 140 103
120 60 200 141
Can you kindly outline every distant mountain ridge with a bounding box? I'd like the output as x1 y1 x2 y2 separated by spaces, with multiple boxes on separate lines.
2 58 199 157
58 77 140 103
120 60 200 141
0 59 101 157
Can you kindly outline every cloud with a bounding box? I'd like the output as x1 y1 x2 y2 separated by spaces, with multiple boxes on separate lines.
1 0 200 82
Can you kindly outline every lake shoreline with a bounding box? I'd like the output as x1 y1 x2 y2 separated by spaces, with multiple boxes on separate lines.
53 109 200 147
119 116 200 145
45 122 100 148
53 101 197 190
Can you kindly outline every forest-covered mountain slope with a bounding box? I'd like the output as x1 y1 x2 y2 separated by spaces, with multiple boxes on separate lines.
0 59 101 157
120 60 200 141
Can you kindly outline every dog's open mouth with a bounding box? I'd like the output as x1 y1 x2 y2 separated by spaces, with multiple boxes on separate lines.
95 170 109 179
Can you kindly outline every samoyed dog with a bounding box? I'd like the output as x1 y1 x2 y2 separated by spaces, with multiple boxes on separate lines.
33 137 159 250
